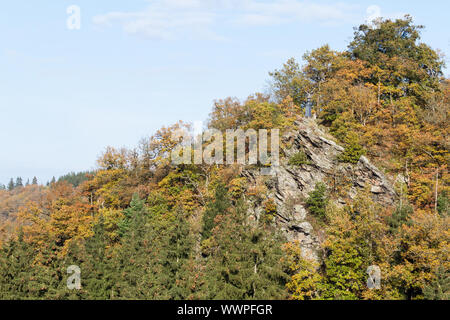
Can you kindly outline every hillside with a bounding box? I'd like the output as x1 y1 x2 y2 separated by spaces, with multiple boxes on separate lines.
0 16 448 300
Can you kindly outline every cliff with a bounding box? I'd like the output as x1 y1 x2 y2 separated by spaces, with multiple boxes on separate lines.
243 118 397 260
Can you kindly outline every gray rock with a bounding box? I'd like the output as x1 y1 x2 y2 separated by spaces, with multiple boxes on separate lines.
242 118 396 262
293 205 307 221
371 185 384 194
290 222 313 235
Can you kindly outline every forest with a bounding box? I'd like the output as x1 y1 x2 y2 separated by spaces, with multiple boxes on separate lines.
0 16 448 300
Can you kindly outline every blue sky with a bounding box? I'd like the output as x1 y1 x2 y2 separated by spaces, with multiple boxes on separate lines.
1 0 449 185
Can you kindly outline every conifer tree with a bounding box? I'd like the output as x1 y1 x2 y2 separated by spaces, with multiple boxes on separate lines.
0 231 34 299
424 265 450 300
203 200 288 299
29 240 69 299
15 177 23 188
114 194 155 299
0 230 73 299
202 183 231 240
79 217 117 299
437 191 449 217
8 178 15 191
306 182 328 221
337 132 365 164
118 193 145 238
154 206 195 299
388 203 413 233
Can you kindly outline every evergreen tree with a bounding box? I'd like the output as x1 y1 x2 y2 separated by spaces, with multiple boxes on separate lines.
8 178 15 191
0 231 65 299
0 231 34 299
154 206 195 299
118 193 144 238
306 182 328 221
437 191 449 217
58 171 92 187
337 132 365 164
202 183 231 240
32 176 38 185
388 203 413 233
114 194 155 299
203 200 289 299
15 177 23 188
29 240 70 299
79 217 117 299
424 265 450 300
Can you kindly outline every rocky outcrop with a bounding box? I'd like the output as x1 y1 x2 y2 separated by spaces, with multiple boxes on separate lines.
243 119 396 261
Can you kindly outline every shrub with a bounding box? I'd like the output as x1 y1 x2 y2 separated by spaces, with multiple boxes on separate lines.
306 183 328 221
263 199 277 222
337 132 365 164
288 151 310 166
388 204 413 233
437 191 449 217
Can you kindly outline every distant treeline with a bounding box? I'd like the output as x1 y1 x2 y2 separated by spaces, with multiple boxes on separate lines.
0 171 94 191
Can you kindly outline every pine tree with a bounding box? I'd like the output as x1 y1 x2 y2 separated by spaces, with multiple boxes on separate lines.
58 171 91 187
203 200 289 299
306 182 328 221
118 193 145 238
80 217 117 299
202 183 231 240
337 132 365 164
29 239 70 299
114 194 155 299
154 206 195 299
437 191 449 217
15 177 23 188
424 265 450 300
32 176 38 185
388 203 413 233
0 231 34 299
7 178 15 191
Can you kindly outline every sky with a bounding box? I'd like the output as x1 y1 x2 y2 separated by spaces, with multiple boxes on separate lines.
1 0 449 185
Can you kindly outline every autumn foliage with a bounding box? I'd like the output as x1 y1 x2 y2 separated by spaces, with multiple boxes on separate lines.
0 16 448 300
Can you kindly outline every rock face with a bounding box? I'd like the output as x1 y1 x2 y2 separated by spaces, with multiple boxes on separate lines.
242 119 396 261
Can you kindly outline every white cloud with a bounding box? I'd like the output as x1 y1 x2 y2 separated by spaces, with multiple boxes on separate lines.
93 6 217 40
365 5 407 25
92 0 363 40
